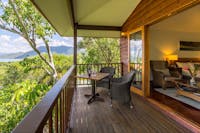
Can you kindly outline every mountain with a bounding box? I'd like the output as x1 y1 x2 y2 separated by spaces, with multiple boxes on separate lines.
0 52 24 59
0 46 73 59
0 53 5 56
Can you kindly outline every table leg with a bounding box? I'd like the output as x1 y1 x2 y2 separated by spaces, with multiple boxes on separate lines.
86 80 104 104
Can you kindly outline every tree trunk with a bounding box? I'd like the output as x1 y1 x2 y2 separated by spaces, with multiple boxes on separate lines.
42 37 58 81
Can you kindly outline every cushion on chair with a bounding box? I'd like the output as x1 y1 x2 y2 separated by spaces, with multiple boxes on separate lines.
164 76 181 81
154 68 170 76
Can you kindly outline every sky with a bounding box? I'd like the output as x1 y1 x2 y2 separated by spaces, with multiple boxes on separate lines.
0 0 80 55
0 30 76 54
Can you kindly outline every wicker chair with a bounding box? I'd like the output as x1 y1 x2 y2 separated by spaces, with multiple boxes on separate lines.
110 71 135 108
96 67 115 90
150 60 182 89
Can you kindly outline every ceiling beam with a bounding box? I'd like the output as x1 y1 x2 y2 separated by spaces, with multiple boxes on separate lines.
69 0 76 26
77 25 121 31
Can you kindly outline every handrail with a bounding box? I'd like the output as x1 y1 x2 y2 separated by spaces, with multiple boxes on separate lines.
77 62 122 65
76 63 123 85
12 65 76 133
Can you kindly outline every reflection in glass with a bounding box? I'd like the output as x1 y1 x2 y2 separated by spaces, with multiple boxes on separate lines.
129 31 142 89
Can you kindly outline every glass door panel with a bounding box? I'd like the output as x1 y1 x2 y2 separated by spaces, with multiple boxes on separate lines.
129 31 143 90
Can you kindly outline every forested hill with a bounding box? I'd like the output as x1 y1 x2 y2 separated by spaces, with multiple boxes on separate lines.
0 46 73 59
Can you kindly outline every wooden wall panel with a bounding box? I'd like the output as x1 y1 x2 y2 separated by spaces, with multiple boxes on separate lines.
120 0 200 98
120 36 129 74
143 26 150 96
122 0 200 32
120 0 200 97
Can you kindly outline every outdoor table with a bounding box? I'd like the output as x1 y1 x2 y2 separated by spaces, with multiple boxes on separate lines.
76 73 109 104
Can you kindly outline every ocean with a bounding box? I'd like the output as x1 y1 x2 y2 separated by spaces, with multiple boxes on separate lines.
0 59 22 62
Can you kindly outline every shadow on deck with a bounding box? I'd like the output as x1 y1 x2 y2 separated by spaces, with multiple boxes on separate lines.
69 87 192 133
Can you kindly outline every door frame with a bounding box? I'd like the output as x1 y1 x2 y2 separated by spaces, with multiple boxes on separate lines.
128 26 150 97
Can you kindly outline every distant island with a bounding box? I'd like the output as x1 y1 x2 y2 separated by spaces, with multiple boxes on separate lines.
0 46 73 59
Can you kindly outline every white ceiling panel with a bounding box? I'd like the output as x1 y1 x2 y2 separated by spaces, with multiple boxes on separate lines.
75 0 141 26
33 0 73 36
31 0 141 37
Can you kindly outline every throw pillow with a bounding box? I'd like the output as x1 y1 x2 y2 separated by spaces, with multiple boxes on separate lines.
194 64 200 78
187 62 195 72
176 62 191 76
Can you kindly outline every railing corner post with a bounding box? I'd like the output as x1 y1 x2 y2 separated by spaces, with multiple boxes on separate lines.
121 62 124 76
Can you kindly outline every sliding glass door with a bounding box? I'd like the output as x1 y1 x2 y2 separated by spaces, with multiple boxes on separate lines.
129 26 149 96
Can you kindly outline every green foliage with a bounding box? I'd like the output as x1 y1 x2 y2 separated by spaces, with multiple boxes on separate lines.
53 54 73 76
0 54 73 132
0 80 49 132
0 0 59 80
0 63 9 86
2 63 23 86
0 0 55 39
78 37 120 64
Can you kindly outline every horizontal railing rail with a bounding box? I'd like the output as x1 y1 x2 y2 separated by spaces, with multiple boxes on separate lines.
76 63 123 85
13 65 76 133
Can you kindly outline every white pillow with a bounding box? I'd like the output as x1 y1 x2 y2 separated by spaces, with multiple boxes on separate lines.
176 62 191 76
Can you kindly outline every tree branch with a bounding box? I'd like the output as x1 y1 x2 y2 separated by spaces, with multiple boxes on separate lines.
41 66 51 75
0 23 24 37
41 36 58 79
97 43 110 63
41 37 52 62
9 0 29 39
27 39 55 71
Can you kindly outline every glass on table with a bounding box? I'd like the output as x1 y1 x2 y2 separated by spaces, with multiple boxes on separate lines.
92 71 97 76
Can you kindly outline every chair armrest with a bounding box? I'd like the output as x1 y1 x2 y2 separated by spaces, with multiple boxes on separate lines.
153 70 166 78
111 81 131 89
111 77 122 82
112 81 128 86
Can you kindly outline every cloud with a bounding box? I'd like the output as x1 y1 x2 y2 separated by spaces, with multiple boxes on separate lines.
49 39 72 47
0 35 32 53
0 35 10 41
0 33 74 54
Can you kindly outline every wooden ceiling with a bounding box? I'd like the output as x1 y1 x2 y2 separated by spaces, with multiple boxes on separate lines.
150 4 200 33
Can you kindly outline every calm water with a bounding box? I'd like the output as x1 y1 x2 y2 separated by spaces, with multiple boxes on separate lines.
0 59 22 62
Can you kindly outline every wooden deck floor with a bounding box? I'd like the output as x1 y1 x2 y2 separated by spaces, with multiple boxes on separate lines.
69 87 192 133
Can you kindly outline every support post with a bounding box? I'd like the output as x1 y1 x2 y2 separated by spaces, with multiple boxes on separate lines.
73 23 78 88
73 23 77 65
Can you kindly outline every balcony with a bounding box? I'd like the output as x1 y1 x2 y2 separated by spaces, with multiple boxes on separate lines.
12 63 195 133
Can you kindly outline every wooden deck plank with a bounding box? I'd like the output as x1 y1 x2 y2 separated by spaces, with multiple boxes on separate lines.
69 87 193 133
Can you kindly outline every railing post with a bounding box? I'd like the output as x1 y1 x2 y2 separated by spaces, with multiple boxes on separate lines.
55 102 58 133
121 62 124 76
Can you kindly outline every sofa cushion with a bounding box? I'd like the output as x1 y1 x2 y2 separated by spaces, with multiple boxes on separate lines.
194 64 200 78
176 62 191 76
187 63 195 71
164 76 181 81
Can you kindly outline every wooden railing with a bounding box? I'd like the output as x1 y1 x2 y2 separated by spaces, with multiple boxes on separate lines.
76 63 123 85
130 63 142 83
13 65 76 133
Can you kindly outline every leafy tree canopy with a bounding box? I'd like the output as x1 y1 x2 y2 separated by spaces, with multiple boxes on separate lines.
0 54 73 132
0 0 58 81
78 37 120 64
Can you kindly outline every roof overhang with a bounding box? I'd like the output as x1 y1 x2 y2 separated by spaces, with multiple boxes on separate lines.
31 0 141 37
